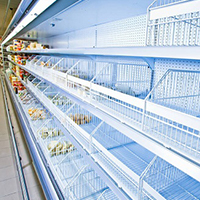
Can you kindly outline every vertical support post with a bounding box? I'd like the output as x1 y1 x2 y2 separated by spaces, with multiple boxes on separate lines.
150 69 155 92
141 100 146 131
187 19 191 46
138 156 157 200
171 21 175 46
89 121 104 154
111 63 117 87
195 18 199 46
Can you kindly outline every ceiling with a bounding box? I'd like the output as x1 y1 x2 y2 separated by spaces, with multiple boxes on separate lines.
0 0 21 38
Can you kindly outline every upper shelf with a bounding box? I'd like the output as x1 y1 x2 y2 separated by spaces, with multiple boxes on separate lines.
19 0 152 39
8 46 200 60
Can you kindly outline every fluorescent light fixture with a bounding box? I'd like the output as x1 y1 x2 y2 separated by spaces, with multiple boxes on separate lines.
2 0 56 45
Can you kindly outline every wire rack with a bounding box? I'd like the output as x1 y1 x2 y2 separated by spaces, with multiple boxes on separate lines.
142 157 200 200
147 1 200 46
24 56 200 164
16 83 119 200
93 62 152 98
19 72 200 199
147 69 200 117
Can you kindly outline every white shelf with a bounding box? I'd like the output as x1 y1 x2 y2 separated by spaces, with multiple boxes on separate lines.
8 46 200 60
8 61 200 200
4 75 60 200
6 72 124 200
7 58 200 184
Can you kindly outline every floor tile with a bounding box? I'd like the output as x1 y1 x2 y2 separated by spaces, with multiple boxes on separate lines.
0 166 17 181
0 156 14 169
0 147 12 158
0 181 5 197
0 134 9 141
0 140 11 149
0 192 22 200
2 177 21 196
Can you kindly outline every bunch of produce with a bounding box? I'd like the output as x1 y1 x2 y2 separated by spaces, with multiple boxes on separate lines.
68 113 92 125
47 140 75 156
28 107 46 120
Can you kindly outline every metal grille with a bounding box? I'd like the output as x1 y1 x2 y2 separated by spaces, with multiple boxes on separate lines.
153 59 200 86
149 69 200 116
93 62 152 98
97 15 146 47
147 11 200 46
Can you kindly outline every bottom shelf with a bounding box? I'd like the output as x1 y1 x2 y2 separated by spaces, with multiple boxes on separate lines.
5 74 120 200
27 74 200 200
5 75 61 200
5 69 200 200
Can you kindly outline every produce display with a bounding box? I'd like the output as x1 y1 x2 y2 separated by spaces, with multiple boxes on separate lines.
47 95 71 106
6 39 49 51
47 140 75 156
68 113 92 125
8 54 33 66
19 91 35 105
7 71 26 94
28 107 46 120
41 127 64 139
11 65 29 80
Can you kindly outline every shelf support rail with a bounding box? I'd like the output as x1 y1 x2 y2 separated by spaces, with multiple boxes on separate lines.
90 63 110 103
57 149 73 166
89 121 104 154
138 155 157 200
97 189 109 200
65 103 75 114
60 99 72 111
90 63 110 83
35 80 43 88
34 56 44 66
52 58 64 70
0 76 30 200
51 92 60 103
66 60 81 76
43 57 53 68
141 69 171 130
36 119 52 139
64 164 89 190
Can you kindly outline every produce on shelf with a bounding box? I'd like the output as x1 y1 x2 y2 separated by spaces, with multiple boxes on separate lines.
7 72 26 94
9 54 30 66
10 63 29 81
47 140 75 156
50 96 71 106
6 39 49 51
19 92 33 104
41 127 64 139
28 107 46 120
68 113 92 125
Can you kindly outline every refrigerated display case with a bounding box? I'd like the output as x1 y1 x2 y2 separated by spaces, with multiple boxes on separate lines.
2 0 200 199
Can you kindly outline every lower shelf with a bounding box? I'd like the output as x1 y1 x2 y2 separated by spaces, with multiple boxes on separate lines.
5 75 62 200
5 74 121 200
5 70 200 200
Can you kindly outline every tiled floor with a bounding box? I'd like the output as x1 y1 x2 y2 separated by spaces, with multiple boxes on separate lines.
0 77 46 200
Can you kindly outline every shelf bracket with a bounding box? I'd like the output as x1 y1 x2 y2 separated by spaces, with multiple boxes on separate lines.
142 57 155 70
